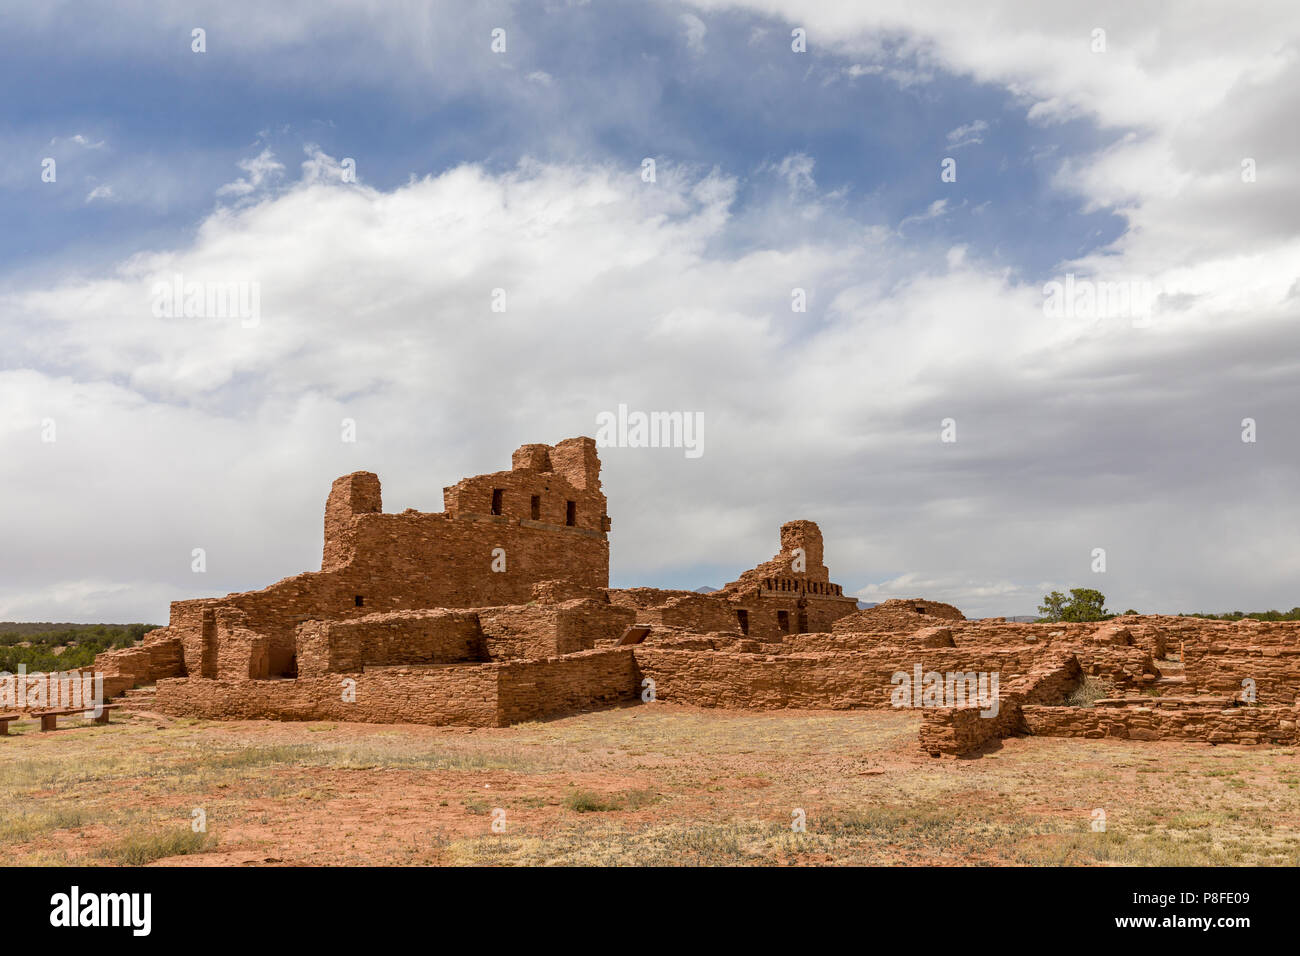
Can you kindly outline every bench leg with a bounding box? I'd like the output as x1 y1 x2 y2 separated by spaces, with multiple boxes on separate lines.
0 721 8 736
40 714 57 732
93 710 110 725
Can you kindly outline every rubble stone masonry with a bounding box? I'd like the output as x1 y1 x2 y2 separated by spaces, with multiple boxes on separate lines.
94 436 1300 756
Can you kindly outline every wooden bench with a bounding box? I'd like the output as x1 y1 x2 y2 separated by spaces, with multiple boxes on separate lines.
0 713 20 736
33 704 123 732
614 625 652 647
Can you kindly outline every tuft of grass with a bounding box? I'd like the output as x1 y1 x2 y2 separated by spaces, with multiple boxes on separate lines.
565 788 659 813
0 807 89 843
99 827 213 866
1065 675 1114 707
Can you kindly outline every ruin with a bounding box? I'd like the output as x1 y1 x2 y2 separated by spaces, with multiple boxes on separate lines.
87 436 1300 754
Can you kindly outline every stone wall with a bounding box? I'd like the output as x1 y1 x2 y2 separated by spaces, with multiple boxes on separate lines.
1182 626 1300 704
917 654 1082 756
158 437 612 677
153 647 639 727
154 668 500 725
477 599 634 659
1022 703 1300 745
495 648 639 724
632 646 1046 711
295 610 485 677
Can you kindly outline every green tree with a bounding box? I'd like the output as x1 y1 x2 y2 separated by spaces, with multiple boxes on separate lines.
1038 588 1109 623
1060 588 1108 622
1037 591 1068 622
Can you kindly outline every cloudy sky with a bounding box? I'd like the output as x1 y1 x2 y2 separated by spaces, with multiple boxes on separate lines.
3 1 1299 623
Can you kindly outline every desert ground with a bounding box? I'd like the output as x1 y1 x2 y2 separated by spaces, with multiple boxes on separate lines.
3 703 1298 867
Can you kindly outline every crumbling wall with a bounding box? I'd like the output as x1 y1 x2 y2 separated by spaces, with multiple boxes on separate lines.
833 598 965 633
632 646 1045 711
295 609 485 677
154 668 500 725
159 437 612 677
495 648 639 724
153 647 639 727
1181 622 1300 704
918 654 1082 756
477 599 635 659
1021 703 1300 745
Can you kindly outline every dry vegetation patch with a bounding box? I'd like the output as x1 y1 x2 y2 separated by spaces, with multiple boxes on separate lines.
1 707 1297 866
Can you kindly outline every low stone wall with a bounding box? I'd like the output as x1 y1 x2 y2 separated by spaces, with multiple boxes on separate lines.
496 648 638 724
92 636 186 697
296 609 485 676
1022 703 1300 745
917 653 1082 756
477 599 634 659
153 647 639 727
1183 643 1300 704
632 647 1045 711
154 667 501 725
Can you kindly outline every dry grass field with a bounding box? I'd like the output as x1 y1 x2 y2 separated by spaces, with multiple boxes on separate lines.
3 703 1299 866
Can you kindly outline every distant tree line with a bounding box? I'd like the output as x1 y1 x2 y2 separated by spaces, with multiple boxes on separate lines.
1036 592 1300 624
0 623 158 673
1179 608 1300 622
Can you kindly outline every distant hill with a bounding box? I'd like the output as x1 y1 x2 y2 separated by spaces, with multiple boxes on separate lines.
694 586 719 594
856 601 879 610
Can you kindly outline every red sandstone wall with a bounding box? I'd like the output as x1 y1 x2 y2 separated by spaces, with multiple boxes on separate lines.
477 600 634 659
153 648 639 727
495 649 639 724
1021 703 1299 745
631 646 1045 711
154 668 500 725
295 610 485 677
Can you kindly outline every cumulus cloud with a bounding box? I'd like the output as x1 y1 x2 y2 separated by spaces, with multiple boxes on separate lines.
4 1 1300 623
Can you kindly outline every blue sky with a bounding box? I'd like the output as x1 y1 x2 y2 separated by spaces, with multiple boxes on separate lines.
0 2 1124 280
3 1 1299 622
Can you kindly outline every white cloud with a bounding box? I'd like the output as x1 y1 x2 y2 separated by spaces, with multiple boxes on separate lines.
5 2 1300 622
216 148 286 198
681 12 708 52
7 143 1300 621
945 119 988 148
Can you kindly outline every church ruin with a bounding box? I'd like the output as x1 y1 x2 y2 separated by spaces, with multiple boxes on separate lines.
90 436 1300 755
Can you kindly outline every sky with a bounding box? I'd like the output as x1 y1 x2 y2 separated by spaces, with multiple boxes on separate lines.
2 0 1299 623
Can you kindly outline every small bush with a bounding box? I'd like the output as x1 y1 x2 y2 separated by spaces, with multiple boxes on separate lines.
99 828 212 866
565 789 658 813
